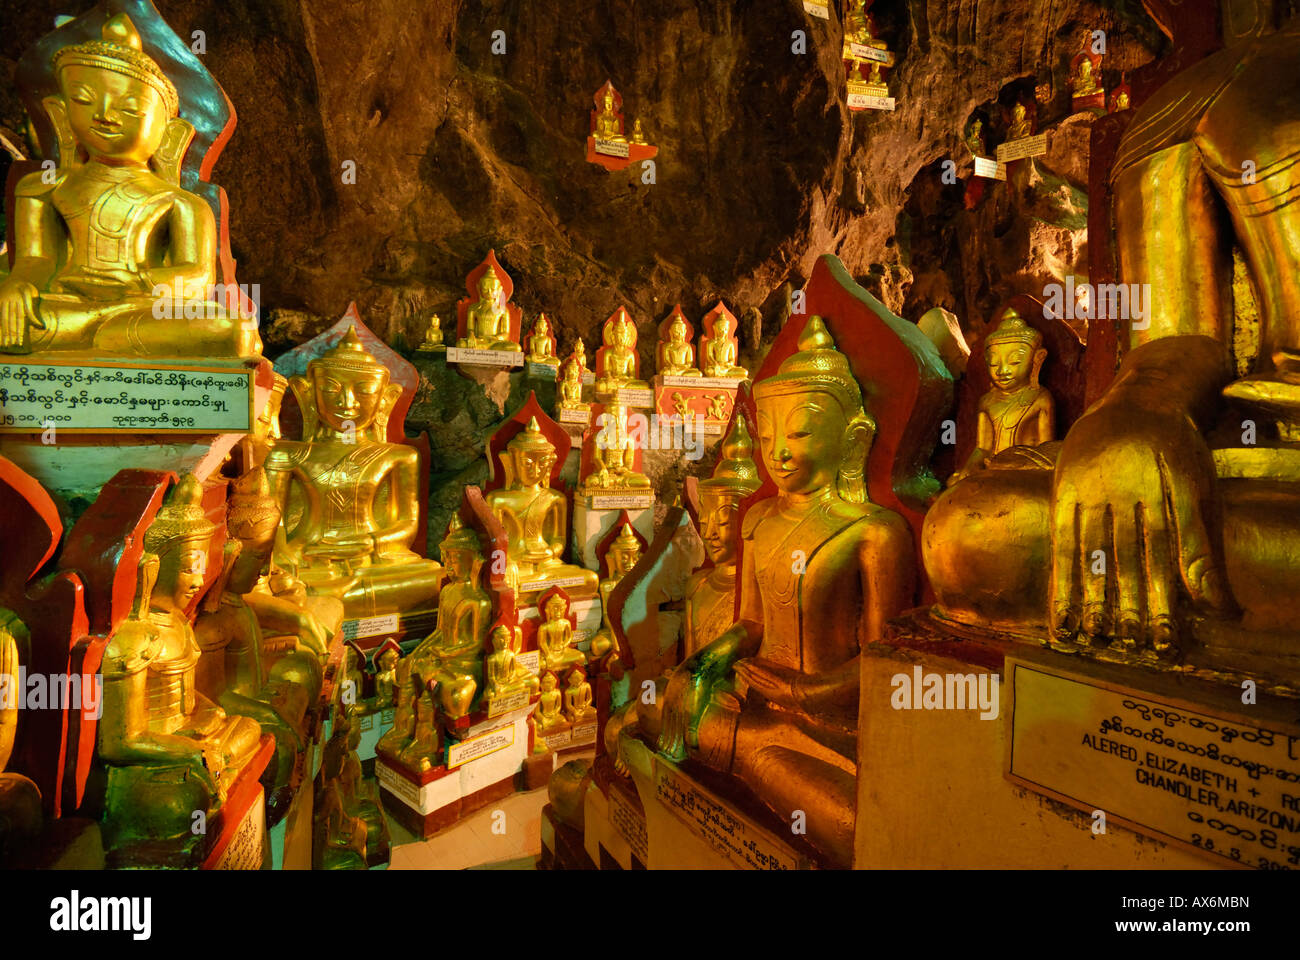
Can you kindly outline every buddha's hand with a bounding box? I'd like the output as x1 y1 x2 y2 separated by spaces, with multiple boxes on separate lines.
1050 394 1233 654
657 657 715 762
732 658 800 710
0 278 42 348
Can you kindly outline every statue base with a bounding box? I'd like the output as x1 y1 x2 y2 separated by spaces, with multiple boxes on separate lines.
572 497 655 569
539 803 598 869
861 612 1300 869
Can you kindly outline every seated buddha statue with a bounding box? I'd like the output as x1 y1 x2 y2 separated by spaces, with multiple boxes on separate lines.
531 672 566 749
526 315 558 363
376 517 490 772
313 716 368 870
658 315 700 376
321 706 388 865
632 316 916 868
371 644 400 709
700 312 748 379
484 624 540 703
587 403 652 491
630 119 648 145
536 592 587 676
593 87 626 142
846 0 887 48
685 416 762 658
0 14 260 359
266 326 444 619
98 475 265 860
556 350 590 419
924 13 1300 660
485 417 597 594
458 270 518 350
948 310 1054 485
563 669 597 723
1072 55 1102 98
588 523 645 666
416 313 446 353
595 310 648 399
1006 102 1033 141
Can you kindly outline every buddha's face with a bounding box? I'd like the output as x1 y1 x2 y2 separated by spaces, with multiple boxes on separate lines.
757 391 848 496
985 340 1035 391
567 672 583 689
512 445 554 486
443 546 472 581
609 542 641 577
227 505 279 591
542 673 557 692
535 318 549 337
378 650 398 671
490 627 511 652
1117 92 1130 109
155 540 208 612
618 320 636 348
713 317 731 338
60 64 169 164
313 367 387 433
670 320 687 343
545 596 566 621
604 90 615 111
478 273 504 305
699 490 741 564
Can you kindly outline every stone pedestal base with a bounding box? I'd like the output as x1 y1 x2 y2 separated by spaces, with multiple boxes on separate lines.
572 498 654 569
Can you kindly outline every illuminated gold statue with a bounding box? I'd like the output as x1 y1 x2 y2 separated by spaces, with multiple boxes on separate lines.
416 313 445 352
485 417 597 594
556 342 591 419
949 310 1054 484
588 523 644 665
635 316 916 868
267 327 443 619
531 672 566 746
658 314 700 376
594 86 626 141
586 403 652 491
99 475 265 860
1072 55 1103 98
700 310 748 379
536 592 587 675
846 0 886 48
595 308 648 399
372 644 400 709
458 269 519 350
685 416 761 657
484 624 539 703
925 13 1300 660
527 314 558 363
671 392 691 419
1007 102 1033 141
630 119 647 145
563 668 596 723
316 707 388 867
0 14 260 359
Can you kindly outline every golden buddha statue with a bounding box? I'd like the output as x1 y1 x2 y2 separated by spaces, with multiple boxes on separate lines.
536 592 587 676
595 309 648 399
1006 102 1033 141
1113 88 1131 111
700 311 748 379
658 314 700 376
966 118 986 157
587 402 652 491
594 87 626 142
531 672 566 748
634 316 916 868
313 709 369 870
557 349 590 419
948 310 1054 485
526 314 558 363
685 416 762 658
588 523 644 665
563 669 596 724
377 517 489 772
924 13 1300 660
416 313 446 352
322 706 388 864
0 14 260 359
372 644 400 709
0 612 42 864
484 625 539 703
458 269 518 350
706 393 731 421
846 0 887 48
266 326 443 619
485 417 597 594
1072 55 1103 98
98 475 266 860
631 119 647 145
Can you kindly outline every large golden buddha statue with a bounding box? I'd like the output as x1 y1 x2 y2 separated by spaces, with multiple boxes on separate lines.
925 7 1300 663
98 475 265 861
458 270 519 351
632 316 915 868
266 327 443 619
485 418 597 594
685 415 761 658
0 14 259 359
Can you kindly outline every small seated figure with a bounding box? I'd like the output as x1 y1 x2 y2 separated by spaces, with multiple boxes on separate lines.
531 672 567 747
486 417 598 594
630 119 647 145
371 642 401 709
587 403 653 490
685 416 762 657
658 314 701 377
700 311 748 379
416 313 446 352
99 476 265 861
707 393 731 421
527 314 558 363
317 707 388 867
846 0 887 48
267 327 444 619
536 592 587 676
865 61 887 89
948 310 1054 484
556 349 590 419
313 743 368 870
484 625 540 703
1072 54 1103 99
593 86 627 142
1007 101 1033 141
458 270 519 350
1111 88 1131 112
595 309 648 399
966 118 986 157
563 669 597 724
587 523 644 665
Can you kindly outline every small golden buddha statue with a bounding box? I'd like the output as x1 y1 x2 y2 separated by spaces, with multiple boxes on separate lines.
657 314 701 376
588 523 644 665
526 314 558 363
700 310 748 379
531 672 566 748
706 393 731 421
594 87 626 142
636 315 916 868
267 326 444 619
966 118 986 157
595 309 648 399
317 706 388 866
372 645 400 709
949 311 1054 484
846 0 886 48
484 625 539 703
556 348 590 419
536 592 587 676
1072 55 1103 99
376 517 489 772
0 612 42 863
313 709 368 870
865 61 887 89
587 403 652 491
458 270 518 350
1114 89 1130 111
563 669 596 724
1007 101 1033 141
685 416 761 657
416 313 446 352
99 475 266 860
0 14 260 359
630 119 647 145
486 417 598 594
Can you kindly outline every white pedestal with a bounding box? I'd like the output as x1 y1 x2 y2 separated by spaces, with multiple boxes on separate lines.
572 497 655 570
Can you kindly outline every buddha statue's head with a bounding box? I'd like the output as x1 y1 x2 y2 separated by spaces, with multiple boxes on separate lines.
308 326 391 437
490 624 513 653
698 416 762 564
439 516 483 584
1116 90 1130 110
754 315 874 503
605 523 642 578
1012 102 1027 122
712 314 732 338
1078 57 1093 81
669 317 689 343
503 417 556 488
533 315 551 338
477 270 505 307
603 88 616 112
543 592 567 622
541 671 558 693
53 14 179 166
144 474 216 614
984 309 1045 393
566 669 585 689
224 467 281 593
376 647 399 671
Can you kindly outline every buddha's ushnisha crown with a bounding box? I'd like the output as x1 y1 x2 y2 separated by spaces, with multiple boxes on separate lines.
754 314 865 413
506 416 555 454
144 474 216 554
985 309 1043 349
313 326 388 377
54 14 179 117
